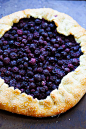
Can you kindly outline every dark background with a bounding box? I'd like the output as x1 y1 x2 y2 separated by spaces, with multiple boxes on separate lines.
0 0 86 129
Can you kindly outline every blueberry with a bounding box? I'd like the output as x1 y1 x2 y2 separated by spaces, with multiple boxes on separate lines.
0 49 3 54
54 44 59 48
29 82 36 89
35 26 40 30
68 63 74 69
49 57 54 62
42 22 48 28
15 75 21 80
4 33 9 38
35 19 41 24
3 51 8 57
56 37 62 44
22 35 27 39
39 55 44 62
30 44 36 50
5 70 11 76
58 60 63 65
18 51 24 57
61 51 67 56
27 67 32 71
17 29 23 35
25 76 29 81
55 79 60 85
75 51 80 57
57 46 63 52
34 74 41 81
39 93 46 99
39 29 44 34
24 62 28 68
25 89 30 94
48 32 53 37
67 55 71 60
12 67 19 73
65 48 70 52
29 78 34 82
64 68 70 73
16 83 21 89
10 79 16 86
67 42 73 47
43 86 48 91
8 67 12 71
34 32 39 39
22 39 27 44
41 81 46 86
34 91 39 97
9 35 14 40
34 49 40 55
52 85 56 90
0 61 3 67
44 41 47 45
3 41 8 45
41 74 45 81
29 58 36 65
10 60 17 66
30 27 35 32
46 37 50 41
0 67 6 73
37 67 43 73
46 27 51 32
27 71 34 77
51 38 56 44
3 57 10 64
46 91 51 96
42 51 48 57
23 57 28 62
11 30 16 34
14 34 18 39
43 69 49 76
50 76 56 82
28 21 35 27
51 48 56 54
12 27 17 30
49 23 55 29
40 48 45 52
17 37 22 42
39 39 43 44
10 52 17 59
41 32 48 37
4 77 10 84
40 87 45 93
21 89 25 93
31 89 35 93
58 71 65 78
21 81 28 87
19 70 25 76
27 34 33 41
72 58 79 65
47 66 53 72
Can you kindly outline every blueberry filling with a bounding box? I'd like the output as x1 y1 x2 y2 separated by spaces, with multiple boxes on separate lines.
0 17 83 100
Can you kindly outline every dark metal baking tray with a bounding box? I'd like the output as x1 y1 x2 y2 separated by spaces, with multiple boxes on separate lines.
0 0 86 129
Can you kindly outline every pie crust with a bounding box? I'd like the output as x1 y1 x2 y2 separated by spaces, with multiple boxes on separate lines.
0 8 86 117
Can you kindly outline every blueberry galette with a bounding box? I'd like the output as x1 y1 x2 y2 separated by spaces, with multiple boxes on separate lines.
0 8 86 117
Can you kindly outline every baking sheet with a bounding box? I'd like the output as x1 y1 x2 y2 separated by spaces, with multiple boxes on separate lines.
0 0 86 129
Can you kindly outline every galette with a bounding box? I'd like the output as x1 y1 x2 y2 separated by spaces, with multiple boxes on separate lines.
0 8 86 117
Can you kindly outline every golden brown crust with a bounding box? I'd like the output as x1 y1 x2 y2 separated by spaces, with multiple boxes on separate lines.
0 8 86 117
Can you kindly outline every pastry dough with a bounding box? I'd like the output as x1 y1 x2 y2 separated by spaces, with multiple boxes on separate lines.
0 8 86 117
